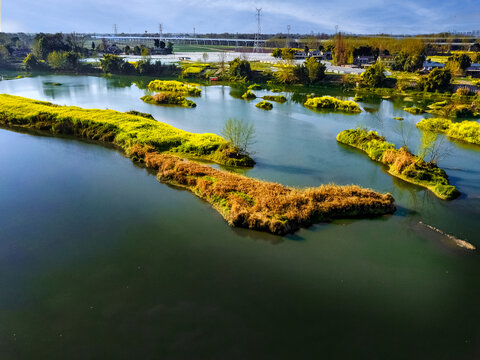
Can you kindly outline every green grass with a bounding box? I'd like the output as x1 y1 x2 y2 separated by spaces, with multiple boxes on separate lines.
304 96 361 113
417 118 480 145
337 128 459 200
0 94 253 167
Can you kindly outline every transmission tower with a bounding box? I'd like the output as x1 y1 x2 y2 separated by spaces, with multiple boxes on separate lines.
253 8 262 52
113 24 118 35
159 24 163 41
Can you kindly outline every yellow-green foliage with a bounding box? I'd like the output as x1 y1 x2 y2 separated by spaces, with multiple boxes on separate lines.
263 95 287 103
182 66 205 77
404 106 425 115
147 80 201 96
427 101 478 118
256 101 273 110
304 96 361 113
417 118 480 145
241 90 257 100
0 94 253 166
141 92 196 108
337 128 459 200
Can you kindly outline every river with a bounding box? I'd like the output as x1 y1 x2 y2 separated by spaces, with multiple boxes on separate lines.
0 75 479 359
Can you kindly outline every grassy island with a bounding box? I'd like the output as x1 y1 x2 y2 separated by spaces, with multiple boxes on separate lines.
337 129 459 200
141 93 196 108
0 94 251 167
256 101 273 110
0 94 397 235
304 96 361 113
417 118 480 145
403 106 425 115
147 80 201 96
263 95 287 103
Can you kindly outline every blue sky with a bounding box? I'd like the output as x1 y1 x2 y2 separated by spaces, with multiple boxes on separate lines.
3 0 480 35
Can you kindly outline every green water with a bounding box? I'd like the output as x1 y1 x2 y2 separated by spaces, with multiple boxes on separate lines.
0 75 479 359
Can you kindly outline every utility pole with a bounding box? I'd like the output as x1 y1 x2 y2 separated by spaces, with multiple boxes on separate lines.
253 8 262 53
286 25 291 47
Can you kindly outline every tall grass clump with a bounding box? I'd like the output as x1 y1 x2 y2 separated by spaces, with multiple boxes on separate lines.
304 96 361 113
0 94 253 166
417 118 480 145
241 90 257 100
337 128 459 200
147 80 201 96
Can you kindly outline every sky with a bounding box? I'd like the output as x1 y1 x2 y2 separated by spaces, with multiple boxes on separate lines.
2 0 480 35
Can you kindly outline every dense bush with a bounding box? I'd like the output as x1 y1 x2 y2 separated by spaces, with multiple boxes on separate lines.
391 52 426 72
403 106 425 115
241 90 257 100
417 68 452 92
263 95 287 103
256 101 273 110
229 58 252 80
361 61 386 87
304 96 361 113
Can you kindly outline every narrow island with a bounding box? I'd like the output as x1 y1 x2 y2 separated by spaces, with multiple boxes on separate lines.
263 95 287 103
304 96 361 113
337 128 459 200
417 118 480 145
0 94 396 235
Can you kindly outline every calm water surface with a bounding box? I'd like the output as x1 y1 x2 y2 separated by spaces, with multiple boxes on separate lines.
0 75 479 359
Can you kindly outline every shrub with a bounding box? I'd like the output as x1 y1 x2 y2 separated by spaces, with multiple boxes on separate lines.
361 61 386 87
229 58 252 80
241 90 257 100
304 96 361 113
417 68 452 92
256 101 273 110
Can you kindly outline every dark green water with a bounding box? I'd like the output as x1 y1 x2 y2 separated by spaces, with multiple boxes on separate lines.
0 75 479 359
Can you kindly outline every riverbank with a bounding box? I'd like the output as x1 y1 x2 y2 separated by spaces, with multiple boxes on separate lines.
337 129 459 200
417 117 480 145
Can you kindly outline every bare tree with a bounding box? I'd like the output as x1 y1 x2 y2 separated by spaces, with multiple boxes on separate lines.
418 131 451 164
221 118 256 154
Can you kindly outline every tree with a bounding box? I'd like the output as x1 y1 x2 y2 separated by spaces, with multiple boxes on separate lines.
154 39 160 48
417 68 452 92
221 118 255 155
47 51 68 69
91 41 95 50
304 45 309 54
23 53 44 70
296 57 326 84
202 52 209 63
228 58 252 79
272 48 282 58
334 31 346 65
448 53 471 71
361 61 386 87
33 33 68 60
159 41 166 49
100 54 125 73
166 42 174 54
124 45 131 54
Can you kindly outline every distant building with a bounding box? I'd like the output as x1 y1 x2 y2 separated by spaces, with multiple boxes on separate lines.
353 56 376 67
466 63 480 78
422 60 445 72
294 50 332 61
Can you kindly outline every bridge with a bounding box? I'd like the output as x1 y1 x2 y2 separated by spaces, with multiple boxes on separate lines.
92 35 267 47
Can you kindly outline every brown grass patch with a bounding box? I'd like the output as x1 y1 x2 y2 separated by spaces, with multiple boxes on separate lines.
130 145 396 235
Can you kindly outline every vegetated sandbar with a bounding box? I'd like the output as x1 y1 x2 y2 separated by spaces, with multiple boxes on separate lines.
337 128 459 200
417 118 480 146
0 94 396 235
304 96 361 113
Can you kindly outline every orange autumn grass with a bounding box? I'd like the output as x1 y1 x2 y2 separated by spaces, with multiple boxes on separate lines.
130 145 396 235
